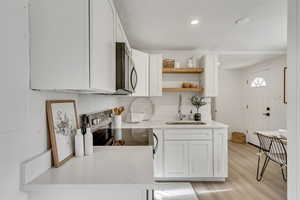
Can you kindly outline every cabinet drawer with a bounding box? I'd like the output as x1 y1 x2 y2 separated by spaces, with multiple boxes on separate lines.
164 129 212 140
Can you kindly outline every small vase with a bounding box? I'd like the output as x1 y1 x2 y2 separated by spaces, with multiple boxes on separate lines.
194 113 201 121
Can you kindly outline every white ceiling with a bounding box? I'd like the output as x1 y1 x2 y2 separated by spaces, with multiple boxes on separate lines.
113 0 287 51
218 53 284 69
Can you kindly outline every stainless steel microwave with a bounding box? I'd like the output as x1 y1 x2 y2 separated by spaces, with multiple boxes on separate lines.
115 42 137 94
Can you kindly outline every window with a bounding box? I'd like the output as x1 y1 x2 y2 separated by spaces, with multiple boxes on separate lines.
251 77 266 88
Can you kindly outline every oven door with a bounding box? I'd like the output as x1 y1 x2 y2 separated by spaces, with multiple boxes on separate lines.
93 128 113 146
117 129 157 156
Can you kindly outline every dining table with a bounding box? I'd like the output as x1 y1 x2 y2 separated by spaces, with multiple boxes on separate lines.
255 129 288 145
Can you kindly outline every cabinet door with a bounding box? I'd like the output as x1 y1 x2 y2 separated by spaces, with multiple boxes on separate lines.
153 129 164 178
90 0 116 92
164 141 188 177
200 54 218 97
149 54 162 96
29 0 90 90
188 141 213 177
131 49 149 96
213 128 228 177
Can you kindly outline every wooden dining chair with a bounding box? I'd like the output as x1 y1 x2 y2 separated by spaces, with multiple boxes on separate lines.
256 132 287 182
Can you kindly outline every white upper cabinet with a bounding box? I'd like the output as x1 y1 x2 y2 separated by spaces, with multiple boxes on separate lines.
128 52 162 97
116 15 131 50
200 54 219 97
29 0 125 93
131 49 149 96
149 54 163 96
29 0 90 90
89 0 115 92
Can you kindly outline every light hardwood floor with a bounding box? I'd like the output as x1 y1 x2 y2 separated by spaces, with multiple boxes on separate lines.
192 142 287 200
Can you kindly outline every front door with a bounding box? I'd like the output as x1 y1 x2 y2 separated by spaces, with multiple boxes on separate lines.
246 67 286 145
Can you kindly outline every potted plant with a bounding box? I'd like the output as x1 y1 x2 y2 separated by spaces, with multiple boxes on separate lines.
191 96 207 121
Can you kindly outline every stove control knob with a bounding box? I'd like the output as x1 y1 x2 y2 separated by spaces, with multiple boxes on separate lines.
92 119 98 125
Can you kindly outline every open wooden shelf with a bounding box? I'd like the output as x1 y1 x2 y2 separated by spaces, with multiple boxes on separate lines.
162 67 204 74
162 87 204 92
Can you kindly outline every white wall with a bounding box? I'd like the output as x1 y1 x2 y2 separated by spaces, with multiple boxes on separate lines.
216 69 244 136
0 1 119 200
241 55 287 135
216 55 287 138
78 95 119 114
0 2 78 200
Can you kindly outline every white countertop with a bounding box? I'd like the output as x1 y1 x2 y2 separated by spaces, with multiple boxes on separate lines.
121 120 228 129
23 146 154 191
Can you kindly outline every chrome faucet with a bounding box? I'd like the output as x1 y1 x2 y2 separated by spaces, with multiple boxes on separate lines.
178 94 186 120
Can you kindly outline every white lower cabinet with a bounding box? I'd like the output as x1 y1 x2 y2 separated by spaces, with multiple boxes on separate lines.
188 141 213 177
154 128 228 180
213 128 228 177
164 140 213 178
164 141 188 177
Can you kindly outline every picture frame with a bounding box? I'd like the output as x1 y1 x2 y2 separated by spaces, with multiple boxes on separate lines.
46 100 79 167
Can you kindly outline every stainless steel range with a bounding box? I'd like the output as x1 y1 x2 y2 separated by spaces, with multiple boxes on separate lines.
80 110 158 154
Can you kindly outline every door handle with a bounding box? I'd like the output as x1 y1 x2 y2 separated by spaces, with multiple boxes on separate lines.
262 112 270 117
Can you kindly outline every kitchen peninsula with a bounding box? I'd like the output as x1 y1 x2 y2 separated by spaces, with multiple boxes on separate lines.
22 120 228 200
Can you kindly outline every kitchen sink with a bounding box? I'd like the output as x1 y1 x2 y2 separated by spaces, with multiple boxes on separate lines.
166 121 206 125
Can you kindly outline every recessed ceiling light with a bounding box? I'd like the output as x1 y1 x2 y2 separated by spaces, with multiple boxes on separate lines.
235 17 251 25
190 19 199 25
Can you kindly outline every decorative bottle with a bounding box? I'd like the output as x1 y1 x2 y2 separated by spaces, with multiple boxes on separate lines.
75 129 84 157
84 127 93 156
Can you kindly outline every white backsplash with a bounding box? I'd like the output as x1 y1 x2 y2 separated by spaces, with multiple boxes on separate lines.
118 93 212 122
78 95 119 114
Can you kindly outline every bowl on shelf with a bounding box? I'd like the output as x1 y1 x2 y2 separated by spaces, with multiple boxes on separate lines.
182 82 191 88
